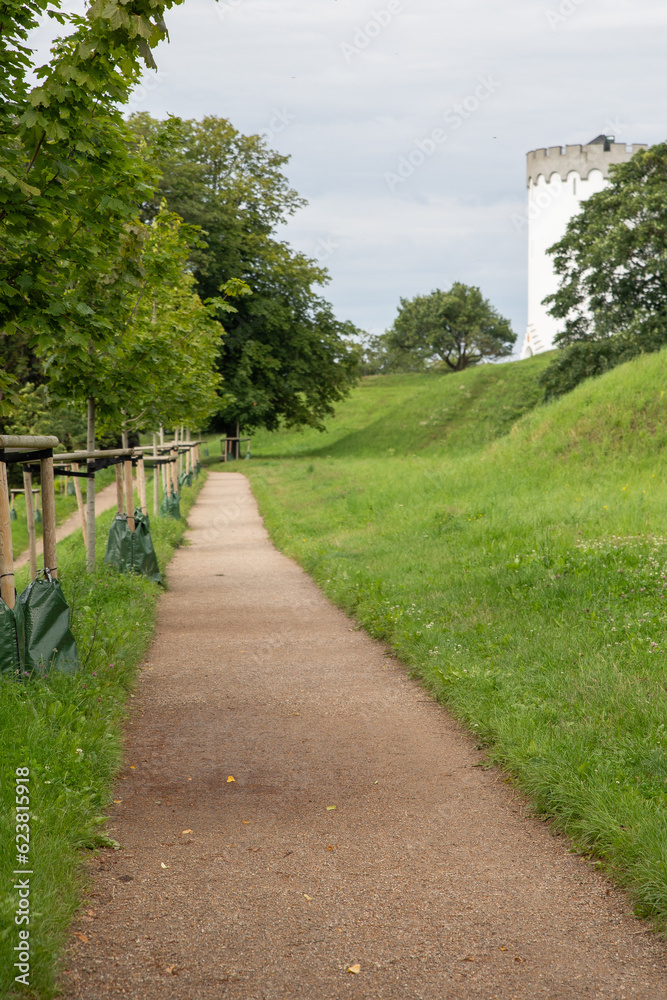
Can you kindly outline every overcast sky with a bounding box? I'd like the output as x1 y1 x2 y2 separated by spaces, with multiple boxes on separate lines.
32 0 667 346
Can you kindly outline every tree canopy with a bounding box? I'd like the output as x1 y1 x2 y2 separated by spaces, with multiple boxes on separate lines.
0 0 185 410
130 114 361 432
368 283 515 374
540 143 667 399
1 3 233 442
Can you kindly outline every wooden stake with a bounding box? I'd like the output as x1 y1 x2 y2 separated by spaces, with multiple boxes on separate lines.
153 434 159 516
137 456 147 514
124 460 135 532
40 455 57 580
0 460 15 608
71 464 87 551
171 449 178 494
86 397 96 574
115 463 125 514
22 468 37 581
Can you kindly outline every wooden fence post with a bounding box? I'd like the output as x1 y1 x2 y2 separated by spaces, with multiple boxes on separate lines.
153 434 159 516
115 463 124 514
86 397 96 574
0 459 15 608
22 469 38 581
137 456 147 515
170 449 178 494
124 459 135 532
71 463 87 551
40 455 58 580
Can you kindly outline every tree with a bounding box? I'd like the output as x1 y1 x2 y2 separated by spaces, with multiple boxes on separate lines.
545 143 667 346
379 283 515 373
130 114 361 433
45 207 232 436
0 0 184 413
538 143 667 399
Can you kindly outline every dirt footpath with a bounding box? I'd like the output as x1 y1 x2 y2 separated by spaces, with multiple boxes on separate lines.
61 472 667 999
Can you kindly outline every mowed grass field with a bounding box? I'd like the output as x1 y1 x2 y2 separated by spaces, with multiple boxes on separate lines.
236 349 667 929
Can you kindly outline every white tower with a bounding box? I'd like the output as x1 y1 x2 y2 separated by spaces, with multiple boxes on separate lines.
520 135 647 359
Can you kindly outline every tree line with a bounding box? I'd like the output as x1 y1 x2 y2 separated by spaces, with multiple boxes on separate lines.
1 0 361 449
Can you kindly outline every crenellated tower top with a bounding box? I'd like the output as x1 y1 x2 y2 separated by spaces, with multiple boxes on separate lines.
526 134 647 187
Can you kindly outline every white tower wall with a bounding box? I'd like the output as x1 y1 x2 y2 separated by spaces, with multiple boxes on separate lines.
520 138 647 360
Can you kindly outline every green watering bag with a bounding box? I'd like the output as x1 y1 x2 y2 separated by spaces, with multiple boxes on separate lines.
159 487 181 520
131 511 162 583
104 514 162 583
0 598 20 675
14 573 78 675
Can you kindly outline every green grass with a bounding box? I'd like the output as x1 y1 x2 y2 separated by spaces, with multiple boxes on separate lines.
243 350 667 930
0 472 206 999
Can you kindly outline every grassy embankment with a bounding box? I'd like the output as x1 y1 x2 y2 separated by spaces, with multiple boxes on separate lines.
240 350 667 929
0 473 205 999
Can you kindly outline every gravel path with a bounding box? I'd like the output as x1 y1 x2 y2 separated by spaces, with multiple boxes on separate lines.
61 472 667 999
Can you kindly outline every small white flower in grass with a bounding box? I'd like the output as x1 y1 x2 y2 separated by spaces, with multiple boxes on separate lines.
76 748 83 755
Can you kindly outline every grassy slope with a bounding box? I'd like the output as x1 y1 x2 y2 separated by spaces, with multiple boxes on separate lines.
251 352 553 459
0 475 205 999
244 350 667 928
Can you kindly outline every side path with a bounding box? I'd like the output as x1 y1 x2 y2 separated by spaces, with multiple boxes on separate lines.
61 472 667 999
13 481 119 570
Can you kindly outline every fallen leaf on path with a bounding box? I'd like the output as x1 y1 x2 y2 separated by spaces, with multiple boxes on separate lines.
326 846 334 851
227 776 235 783
347 964 361 974
181 830 192 835
165 965 178 975
113 800 122 804
242 820 250 824
73 933 89 944
326 805 336 811
514 956 525 963
304 894 313 900
160 862 169 869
